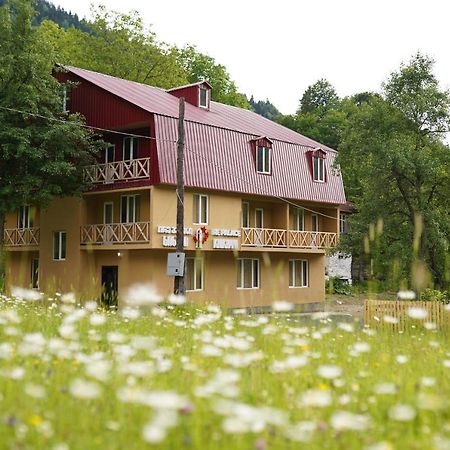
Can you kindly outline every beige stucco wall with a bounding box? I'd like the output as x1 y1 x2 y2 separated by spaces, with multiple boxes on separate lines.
4 186 336 307
76 248 325 308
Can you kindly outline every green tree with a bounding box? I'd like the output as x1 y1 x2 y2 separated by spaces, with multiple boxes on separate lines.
39 7 250 108
249 96 280 120
338 54 450 288
177 45 250 108
276 79 346 149
0 0 102 274
298 78 339 114
39 6 188 89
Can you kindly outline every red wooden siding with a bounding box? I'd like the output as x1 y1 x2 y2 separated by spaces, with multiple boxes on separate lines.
54 71 151 130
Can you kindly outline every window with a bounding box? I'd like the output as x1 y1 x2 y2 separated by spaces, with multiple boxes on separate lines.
186 257 203 291
53 231 66 261
18 205 35 229
292 207 304 231
121 195 139 223
104 145 115 164
62 85 70 113
339 212 348 234
31 259 39 289
193 194 208 224
289 259 308 288
199 87 208 108
242 202 250 228
313 156 325 182
256 146 271 174
311 214 319 232
237 258 259 289
123 137 138 160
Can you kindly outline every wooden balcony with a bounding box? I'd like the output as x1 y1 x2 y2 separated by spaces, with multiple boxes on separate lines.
241 228 337 249
4 228 40 247
84 158 150 184
80 222 150 245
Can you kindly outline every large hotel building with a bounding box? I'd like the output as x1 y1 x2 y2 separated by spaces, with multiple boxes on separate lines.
4 66 346 309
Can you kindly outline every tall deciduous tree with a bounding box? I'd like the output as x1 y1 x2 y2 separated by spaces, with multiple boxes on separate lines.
39 7 250 108
0 0 102 273
338 54 450 288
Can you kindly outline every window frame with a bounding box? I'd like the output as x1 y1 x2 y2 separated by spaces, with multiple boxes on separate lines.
292 207 305 231
237 258 260 289
256 146 271 174
289 259 309 288
199 87 209 108
120 195 139 224
185 257 204 292
241 201 250 228
193 194 208 225
123 137 138 161
311 213 319 232
53 231 67 261
339 212 348 234
18 205 34 229
313 155 325 182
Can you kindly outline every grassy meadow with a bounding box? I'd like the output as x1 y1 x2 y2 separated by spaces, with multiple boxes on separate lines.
0 291 449 450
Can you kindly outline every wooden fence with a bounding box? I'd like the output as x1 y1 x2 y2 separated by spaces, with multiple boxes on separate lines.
364 300 450 330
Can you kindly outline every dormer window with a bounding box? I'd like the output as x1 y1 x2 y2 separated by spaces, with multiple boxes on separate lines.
256 146 271 174
313 155 325 182
199 87 208 108
307 148 326 182
167 81 212 109
251 136 273 175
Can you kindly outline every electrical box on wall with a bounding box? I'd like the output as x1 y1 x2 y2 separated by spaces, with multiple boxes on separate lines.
166 252 185 276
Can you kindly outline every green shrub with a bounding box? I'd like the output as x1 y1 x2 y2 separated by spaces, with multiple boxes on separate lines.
326 277 352 295
420 288 449 303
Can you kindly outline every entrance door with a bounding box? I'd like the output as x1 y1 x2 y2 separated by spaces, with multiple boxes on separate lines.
101 266 118 308
255 208 264 246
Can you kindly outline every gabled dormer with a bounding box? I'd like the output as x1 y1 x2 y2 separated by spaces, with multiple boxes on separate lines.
250 136 273 175
167 81 212 110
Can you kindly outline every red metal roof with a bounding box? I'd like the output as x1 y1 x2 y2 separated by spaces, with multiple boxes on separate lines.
64 66 335 150
63 66 346 204
155 116 346 204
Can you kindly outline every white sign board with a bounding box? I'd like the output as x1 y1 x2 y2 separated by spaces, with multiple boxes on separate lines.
162 236 189 248
213 239 239 249
157 226 193 235
211 229 241 237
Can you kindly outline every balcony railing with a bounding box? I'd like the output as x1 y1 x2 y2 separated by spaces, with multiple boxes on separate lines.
4 227 40 247
80 222 150 245
289 230 337 248
241 228 337 249
84 158 150 184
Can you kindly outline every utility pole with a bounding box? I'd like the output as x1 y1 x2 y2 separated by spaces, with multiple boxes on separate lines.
174 97 186 295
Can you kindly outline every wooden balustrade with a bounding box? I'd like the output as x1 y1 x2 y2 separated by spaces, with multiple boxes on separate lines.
80 222 150 245
241 228 337 249
4 228 40 247
84 158 150 184
241 228 287 247
289 230 337 248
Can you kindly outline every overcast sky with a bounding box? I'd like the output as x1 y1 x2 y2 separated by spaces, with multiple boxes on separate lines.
51 0 450 114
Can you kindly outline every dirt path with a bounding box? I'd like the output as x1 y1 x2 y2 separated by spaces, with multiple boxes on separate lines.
325 294 370 321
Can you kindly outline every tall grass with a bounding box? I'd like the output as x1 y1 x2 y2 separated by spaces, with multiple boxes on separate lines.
0 294 449 449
